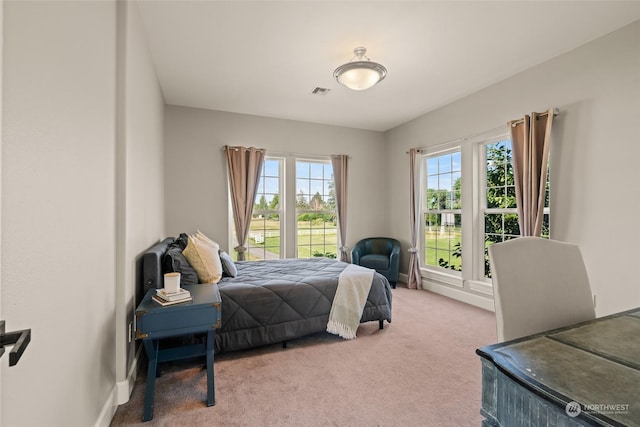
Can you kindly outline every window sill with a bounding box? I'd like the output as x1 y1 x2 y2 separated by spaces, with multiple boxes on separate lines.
421 268 463 288
468 280 493 296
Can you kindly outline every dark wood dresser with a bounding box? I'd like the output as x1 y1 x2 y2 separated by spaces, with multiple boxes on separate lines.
477 308 640 426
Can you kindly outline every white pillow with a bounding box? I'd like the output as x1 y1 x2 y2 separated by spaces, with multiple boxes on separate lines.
182 235 223 284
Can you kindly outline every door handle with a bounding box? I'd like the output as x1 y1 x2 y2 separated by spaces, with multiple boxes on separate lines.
0 320 31 366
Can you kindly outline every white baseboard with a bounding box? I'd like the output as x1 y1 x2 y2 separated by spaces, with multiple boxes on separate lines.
117 346 142 404
399 273 408 286
95 346 143 427
399 273 495 311
94 386 119 427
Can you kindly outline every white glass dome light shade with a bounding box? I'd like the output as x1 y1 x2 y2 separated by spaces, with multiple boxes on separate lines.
333 47 387 91
334 62 387 90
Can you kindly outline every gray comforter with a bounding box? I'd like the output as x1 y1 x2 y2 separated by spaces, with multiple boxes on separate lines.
215 257 392 353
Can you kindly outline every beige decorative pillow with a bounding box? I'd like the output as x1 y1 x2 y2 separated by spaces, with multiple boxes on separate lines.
195 230 217 247
182 235 223 284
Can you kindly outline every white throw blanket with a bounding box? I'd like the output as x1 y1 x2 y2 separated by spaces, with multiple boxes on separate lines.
326 264 375 340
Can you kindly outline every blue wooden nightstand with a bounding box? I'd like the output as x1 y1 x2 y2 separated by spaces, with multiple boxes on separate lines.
135 284 222 422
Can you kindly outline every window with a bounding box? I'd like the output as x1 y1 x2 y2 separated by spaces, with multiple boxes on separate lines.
423 150 462 273
481 139 549 278
419 132 550 285
247 157 283 260
295 160 337 258
482 139 518 277
230 154 339 260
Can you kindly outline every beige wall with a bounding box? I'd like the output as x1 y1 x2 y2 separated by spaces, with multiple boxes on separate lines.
2 1 117 426
164 106 388 256
385 21 640 316
115 0 165 406
0 0 4 418
1 1 165 425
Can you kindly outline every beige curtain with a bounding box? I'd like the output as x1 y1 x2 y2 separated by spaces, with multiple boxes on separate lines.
407 148 422 289
508 109 554 237
225 146 265 260
331 155 349 262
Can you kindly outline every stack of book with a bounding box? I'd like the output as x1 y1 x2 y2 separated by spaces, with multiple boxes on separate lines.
152 288 193 306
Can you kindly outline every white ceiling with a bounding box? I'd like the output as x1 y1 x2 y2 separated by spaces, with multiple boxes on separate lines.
136 1 640 132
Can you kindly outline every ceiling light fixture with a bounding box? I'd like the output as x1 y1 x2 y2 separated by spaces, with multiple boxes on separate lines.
333 47 387 91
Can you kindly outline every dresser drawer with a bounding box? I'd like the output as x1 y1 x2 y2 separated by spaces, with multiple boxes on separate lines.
136 302 221 339
135 284 222 340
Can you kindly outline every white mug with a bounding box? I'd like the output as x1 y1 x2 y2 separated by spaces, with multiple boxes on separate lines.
163 272 181 293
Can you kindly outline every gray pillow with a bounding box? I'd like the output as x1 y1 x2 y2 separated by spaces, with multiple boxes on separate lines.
163 245 199 286
219 251 237 277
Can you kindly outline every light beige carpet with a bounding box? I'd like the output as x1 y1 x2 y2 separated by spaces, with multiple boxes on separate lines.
111 285 497 426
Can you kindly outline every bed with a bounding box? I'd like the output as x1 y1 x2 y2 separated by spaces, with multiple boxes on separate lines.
142 238 393 353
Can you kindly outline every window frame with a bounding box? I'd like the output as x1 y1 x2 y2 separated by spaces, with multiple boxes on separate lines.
479 136 519 281
294 157 338 259
418 130 551 291
478 137 551 282
420 146 463 278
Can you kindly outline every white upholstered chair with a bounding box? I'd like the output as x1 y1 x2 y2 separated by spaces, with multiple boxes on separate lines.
488 237 596 342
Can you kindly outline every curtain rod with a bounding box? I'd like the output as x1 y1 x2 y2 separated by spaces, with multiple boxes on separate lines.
223 145 266 153
279 152 351 159
405 124 508 155
509 107 560 127
223 147 350 159
406 107 560 154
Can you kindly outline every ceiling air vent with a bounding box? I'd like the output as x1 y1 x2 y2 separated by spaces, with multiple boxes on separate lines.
311 87 330 96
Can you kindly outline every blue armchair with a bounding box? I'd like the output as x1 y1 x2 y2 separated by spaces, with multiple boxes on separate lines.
351 237 400 288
